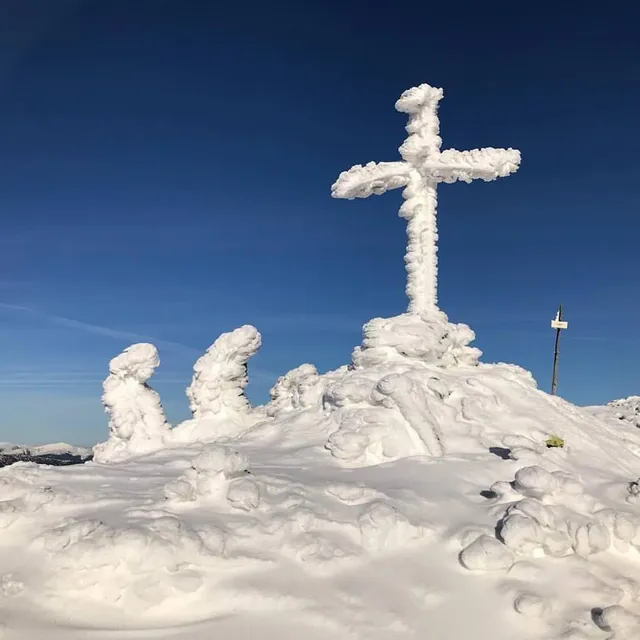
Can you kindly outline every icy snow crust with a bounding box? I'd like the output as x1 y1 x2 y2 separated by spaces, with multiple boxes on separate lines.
3 313 640 639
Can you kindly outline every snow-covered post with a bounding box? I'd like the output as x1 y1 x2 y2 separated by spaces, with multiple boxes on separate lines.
93 343 170 462
186 325 261 420
332 83 521 315
168 325 262 442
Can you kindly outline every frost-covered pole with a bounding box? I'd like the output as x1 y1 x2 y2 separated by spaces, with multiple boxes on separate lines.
331 83 521 315
550 304 568 395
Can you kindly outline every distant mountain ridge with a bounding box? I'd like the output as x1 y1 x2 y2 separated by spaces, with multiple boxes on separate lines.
0 442 93 468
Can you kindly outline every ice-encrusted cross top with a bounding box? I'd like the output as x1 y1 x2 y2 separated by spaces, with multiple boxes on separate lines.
331 84 521 315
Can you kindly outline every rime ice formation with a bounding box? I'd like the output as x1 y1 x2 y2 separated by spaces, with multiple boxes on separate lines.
93 343 170 463
332 83 520 315
352 311 481 369
324 311 482 464
266 364 322 417
170 326 261 442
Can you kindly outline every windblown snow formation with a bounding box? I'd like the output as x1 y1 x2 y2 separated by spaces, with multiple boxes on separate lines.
171 325 262 442
332 83 520 315
267 364 321 417
93 343 170 463
186 325 261 420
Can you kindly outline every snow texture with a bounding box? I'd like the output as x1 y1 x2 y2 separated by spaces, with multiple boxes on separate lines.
608 396 640 427
332 83 520 315
266 364 322 417
324 311 481 464
93 343 170 463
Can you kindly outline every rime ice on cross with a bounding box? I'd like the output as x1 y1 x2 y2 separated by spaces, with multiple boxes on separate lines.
331 84 521 315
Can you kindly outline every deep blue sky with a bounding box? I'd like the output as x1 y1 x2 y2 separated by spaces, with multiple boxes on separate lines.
0 0 638 445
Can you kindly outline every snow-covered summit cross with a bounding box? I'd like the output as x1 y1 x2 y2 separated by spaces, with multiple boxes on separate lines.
332 84 521 315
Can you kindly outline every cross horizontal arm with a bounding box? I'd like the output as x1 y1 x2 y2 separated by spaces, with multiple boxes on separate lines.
331 161 411 200
426 148 521 184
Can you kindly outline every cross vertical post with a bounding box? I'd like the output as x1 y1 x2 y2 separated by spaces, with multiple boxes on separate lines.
550 304 568 395
331 83 521 316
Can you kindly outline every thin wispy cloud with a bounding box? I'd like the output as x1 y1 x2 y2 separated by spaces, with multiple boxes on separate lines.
0 302 201 356
0 303 280 389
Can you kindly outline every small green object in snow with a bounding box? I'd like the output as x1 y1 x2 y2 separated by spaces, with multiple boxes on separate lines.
545 435 564 448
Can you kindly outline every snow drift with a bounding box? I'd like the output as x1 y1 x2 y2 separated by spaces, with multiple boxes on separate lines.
587 395 640 430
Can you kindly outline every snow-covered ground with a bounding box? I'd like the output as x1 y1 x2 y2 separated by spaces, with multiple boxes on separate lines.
1 311 640 640
586 396 640 431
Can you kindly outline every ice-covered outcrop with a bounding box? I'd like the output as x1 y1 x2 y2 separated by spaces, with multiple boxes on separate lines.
324 312 480 465
171 325 261 442
93 343 170 463
352 311 481 369
266 364 322 417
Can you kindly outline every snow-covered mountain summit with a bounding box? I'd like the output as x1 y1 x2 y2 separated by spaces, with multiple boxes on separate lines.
1 308 640 640
0 82 638 640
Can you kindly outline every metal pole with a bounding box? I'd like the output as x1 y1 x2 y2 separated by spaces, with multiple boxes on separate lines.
550 304 564 395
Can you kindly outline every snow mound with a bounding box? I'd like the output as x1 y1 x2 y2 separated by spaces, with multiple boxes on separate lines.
163 445 252 503
352 311 481 368
171 325 261 442
325 311 491 464
93 343 170 463
606 396 640 428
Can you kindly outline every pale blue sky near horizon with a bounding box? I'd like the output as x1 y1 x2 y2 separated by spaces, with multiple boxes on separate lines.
0 0 639 446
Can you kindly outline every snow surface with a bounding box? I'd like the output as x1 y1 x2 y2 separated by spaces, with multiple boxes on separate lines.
1 310 640 639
